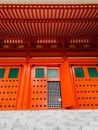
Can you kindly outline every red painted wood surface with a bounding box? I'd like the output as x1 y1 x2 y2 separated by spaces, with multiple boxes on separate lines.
0 58 97 110
72 66 98 109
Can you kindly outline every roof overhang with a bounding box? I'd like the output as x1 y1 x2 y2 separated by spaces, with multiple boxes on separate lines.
0 4 98 57
0 0 98 4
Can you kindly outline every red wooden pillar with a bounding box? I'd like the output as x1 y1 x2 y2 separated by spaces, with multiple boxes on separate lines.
59 60 74 109
22 64 31 109
16 64 26 109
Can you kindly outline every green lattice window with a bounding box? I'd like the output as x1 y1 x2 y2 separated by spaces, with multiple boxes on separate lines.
74 68 85 78
88 68 98 78
0 68 5 78
35 68 44 78
47 69 58 78
8 68 19 78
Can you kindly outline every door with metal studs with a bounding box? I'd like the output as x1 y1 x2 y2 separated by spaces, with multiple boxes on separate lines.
72 66 98 109
28 67 62 109
0 67 21 110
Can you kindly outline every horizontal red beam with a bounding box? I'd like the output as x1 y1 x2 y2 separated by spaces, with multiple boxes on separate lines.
1 37 97 45
0 4 97 9
0 49 98 57
0 51 98 57
1 19 97 23
1 36 97 40
0 47 97 52
66 51 98 57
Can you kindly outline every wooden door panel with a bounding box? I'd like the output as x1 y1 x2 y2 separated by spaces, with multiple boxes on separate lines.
29 78 47 109
0 67 21 110
72 66 98 109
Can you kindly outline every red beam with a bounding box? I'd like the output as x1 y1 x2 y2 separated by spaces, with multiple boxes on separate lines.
66 51 98 57
0 52 27 57
0 4 97 9
0 47 97 51
0 36 97 40
0 49 98 57
1 19 97 23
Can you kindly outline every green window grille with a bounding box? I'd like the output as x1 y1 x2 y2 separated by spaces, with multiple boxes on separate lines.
35 68 44 78
8 68 19 78
0 68 5 78
74 68 85 78
47 69 58 78
88 68 98 78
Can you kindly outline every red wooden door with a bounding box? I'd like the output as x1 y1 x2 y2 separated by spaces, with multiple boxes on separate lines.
0 66 21 110
28 66 61 109
72 66 98 109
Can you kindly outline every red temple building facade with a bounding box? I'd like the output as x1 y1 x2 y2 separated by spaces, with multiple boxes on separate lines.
0 1 98 110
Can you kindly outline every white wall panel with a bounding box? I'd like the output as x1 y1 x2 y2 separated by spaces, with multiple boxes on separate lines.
0 110 98 130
